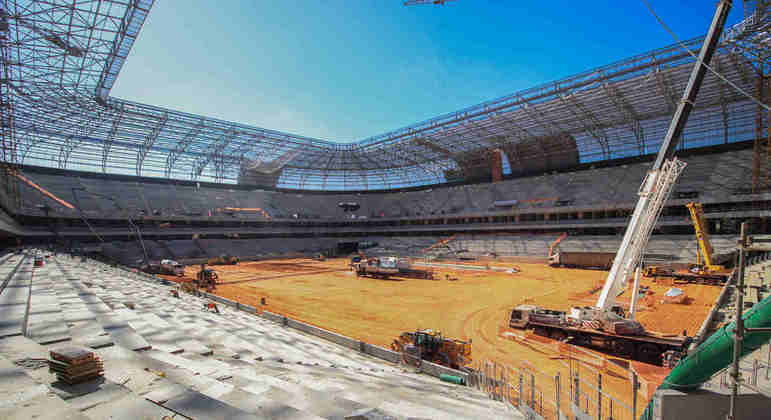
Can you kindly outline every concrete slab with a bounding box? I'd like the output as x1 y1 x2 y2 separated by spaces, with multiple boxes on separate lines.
0 358 48 409
220 387 326 420
240 373 371 419
25 322 71 344
0 393 91 420
0 305 27 338
161 390 262 420
42 258 515 420
144 349 228 377
105 326 151 351
142 383 189 403
51 379 130 411
83 393 177 420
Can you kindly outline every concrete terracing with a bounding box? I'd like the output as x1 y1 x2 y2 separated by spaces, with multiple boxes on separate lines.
0 251 516 419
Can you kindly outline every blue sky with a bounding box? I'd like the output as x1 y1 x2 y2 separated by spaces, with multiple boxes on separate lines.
111 1 746 143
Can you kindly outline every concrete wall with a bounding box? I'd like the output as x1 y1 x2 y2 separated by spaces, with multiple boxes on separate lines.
260 310 284 324
285 317 359 351
652 388 771 420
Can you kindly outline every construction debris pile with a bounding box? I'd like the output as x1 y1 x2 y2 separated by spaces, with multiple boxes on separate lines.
48 347 104 385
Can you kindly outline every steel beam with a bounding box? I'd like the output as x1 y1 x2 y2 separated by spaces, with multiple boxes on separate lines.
602 83 645 154
191 129 237 180
136 111 167 176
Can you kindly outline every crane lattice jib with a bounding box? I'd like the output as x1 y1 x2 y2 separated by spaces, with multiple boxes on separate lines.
595 158 687 312
686 202 717 268
594 0 732 314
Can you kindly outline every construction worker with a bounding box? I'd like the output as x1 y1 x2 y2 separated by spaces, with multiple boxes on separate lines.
203 301 220 313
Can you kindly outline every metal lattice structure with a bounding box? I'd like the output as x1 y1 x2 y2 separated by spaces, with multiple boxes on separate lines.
1 1 770 192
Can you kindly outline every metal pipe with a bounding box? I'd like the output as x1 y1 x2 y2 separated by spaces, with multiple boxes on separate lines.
728 221 747 420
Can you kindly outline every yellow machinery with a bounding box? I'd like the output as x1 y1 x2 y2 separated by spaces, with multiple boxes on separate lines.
391 329 471 370
643 202 726 283
685 202 724 273
207 255 239 265
195 264 219 291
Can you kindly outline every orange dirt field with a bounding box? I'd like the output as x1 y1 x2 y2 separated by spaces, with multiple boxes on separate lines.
169 258 722 419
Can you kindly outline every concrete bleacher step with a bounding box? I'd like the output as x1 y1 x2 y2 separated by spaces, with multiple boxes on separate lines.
128 313 212 355
52 258 516 419
0 258 31 338
96 310 151 351
142 348 379 420
244 359 511 419
232 371 378 419
148 386 265 420
1 334 183 420
139 349 321 420
0 353 90 420
25 268 71 345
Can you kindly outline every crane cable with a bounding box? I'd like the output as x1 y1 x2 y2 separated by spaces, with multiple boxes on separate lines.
641 0 771 112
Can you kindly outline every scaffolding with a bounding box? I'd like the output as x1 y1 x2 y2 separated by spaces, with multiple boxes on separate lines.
0 1 769 192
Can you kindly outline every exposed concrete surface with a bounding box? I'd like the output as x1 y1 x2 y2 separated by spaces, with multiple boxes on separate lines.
0 252 517 419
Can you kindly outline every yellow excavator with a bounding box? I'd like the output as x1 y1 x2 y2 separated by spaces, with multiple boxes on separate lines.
391 329 471 370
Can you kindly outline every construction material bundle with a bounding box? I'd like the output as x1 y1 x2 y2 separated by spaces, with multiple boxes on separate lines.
48 347 104 385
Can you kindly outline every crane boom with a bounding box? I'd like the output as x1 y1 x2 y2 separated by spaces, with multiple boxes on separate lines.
686 202 722 270
595 0 733 314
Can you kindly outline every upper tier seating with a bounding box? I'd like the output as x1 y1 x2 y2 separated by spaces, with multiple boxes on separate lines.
15 148 753 221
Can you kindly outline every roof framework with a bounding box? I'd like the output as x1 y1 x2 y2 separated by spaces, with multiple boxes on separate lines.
1 1 770 191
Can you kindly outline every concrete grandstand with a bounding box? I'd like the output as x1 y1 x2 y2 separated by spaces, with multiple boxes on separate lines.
1 1 771 420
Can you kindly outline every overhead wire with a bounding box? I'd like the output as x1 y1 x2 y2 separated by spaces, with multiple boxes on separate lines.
640 0 771 112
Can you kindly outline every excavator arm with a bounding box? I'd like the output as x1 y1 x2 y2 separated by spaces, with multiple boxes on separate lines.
548 232 567 257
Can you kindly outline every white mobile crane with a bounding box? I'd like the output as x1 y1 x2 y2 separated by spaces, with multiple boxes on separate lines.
508 0 733 365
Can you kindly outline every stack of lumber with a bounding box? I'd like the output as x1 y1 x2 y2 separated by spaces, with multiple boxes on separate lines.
48 347 104 385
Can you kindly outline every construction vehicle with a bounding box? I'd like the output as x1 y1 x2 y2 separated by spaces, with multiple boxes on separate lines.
208 254 239 265
391 329 471 370
354 257 399 279
195 264 219 291
421 234 457 254
142 259 184 276
548 252 617 270
506 4 730 367
548 232 567 258
642 202 729 284
508 305 691 365
354 256 434 279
